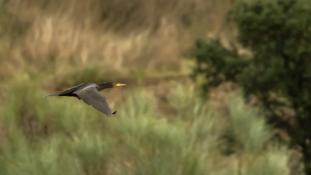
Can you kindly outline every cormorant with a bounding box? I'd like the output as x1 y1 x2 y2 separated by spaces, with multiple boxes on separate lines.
48 82 126 116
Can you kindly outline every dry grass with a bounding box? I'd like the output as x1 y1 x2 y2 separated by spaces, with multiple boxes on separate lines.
1 0 235 80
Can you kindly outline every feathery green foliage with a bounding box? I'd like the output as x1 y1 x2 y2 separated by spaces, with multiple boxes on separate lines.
0 78 289 175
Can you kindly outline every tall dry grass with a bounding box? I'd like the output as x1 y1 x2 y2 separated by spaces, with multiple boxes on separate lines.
1 0 235 80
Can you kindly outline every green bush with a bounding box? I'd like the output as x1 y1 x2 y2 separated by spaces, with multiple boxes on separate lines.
192 0 311 174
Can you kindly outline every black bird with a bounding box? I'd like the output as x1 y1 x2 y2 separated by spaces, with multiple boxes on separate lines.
48 82 126 116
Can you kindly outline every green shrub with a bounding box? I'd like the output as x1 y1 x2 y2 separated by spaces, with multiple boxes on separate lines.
192 0 311 174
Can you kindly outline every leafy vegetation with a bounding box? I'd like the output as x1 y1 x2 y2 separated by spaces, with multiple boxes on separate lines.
192 0 311 174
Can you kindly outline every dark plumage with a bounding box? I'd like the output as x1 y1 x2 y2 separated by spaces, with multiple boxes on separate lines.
48 82 126 116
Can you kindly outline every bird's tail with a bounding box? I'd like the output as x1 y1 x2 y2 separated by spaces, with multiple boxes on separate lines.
45 93 60 98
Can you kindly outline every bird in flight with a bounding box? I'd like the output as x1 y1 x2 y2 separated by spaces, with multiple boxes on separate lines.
48 82 126 116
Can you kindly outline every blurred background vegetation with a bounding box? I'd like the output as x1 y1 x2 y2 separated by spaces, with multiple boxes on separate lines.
0 0 310 174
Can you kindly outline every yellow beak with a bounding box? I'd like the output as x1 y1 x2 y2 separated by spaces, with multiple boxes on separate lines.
114 83 126 87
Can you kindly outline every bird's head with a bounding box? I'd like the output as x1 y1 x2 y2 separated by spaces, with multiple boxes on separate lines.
97 82 126 90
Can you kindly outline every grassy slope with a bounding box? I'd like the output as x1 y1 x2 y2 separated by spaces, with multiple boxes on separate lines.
0 0 289 174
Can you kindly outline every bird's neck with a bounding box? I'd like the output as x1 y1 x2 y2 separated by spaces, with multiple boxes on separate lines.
97 82 114 90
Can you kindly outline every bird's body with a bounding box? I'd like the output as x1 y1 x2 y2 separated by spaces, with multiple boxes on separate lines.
48 82 126 116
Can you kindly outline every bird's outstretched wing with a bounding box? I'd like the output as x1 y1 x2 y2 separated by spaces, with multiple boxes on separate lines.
48 83 86 96
74 86 116 116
